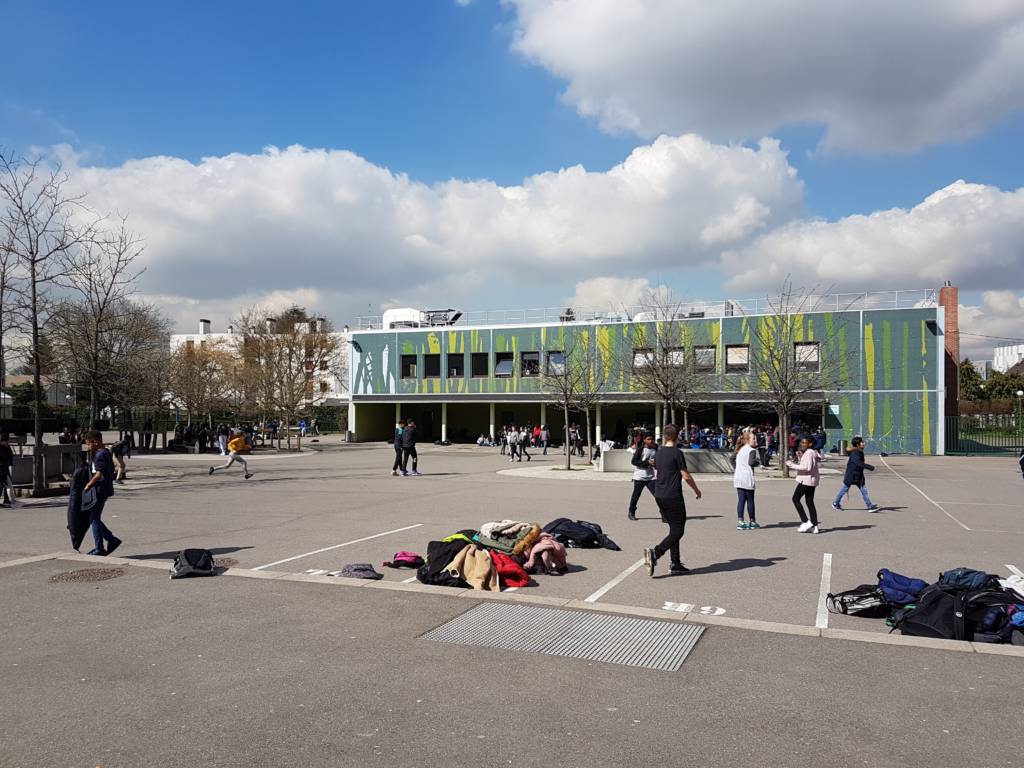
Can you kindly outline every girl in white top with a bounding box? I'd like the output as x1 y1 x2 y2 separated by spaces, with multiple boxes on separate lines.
733 431 759 530
786 436 822 533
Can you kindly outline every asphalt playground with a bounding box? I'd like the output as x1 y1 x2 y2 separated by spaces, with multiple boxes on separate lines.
2 443 1023 766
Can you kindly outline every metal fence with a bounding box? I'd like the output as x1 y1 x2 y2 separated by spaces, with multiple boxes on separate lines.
357 289 937 330
945 414 1024 455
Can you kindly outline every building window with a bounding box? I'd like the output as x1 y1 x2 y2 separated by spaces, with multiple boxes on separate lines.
725 345 749 374
546 350 565 375
320 360 328 371
401 355 417 379
471 352 489 378
423 354 441 378
795 342 820 372
521 351 540 377
633 348 654 368
694 345 717 373
667 346 687 367
494 352 514 378
447 353 465 378
320 381 329 393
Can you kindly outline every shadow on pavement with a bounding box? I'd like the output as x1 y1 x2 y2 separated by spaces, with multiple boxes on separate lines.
655 556 787 578
821 524 875 533
127 546 255 560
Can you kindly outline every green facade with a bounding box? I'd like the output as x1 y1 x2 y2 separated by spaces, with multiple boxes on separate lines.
351 307 942 454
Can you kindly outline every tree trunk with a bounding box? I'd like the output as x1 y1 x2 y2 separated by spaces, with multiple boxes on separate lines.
684 407 690 435
30 272 44 492
584 407 593 464
563 405 571 471
670 405 676 425
779 409 790 478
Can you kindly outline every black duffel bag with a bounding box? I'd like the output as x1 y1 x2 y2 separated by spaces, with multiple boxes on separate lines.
169 548 216 579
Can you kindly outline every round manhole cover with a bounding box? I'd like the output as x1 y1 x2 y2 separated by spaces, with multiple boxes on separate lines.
214 557 238 568
49 568 126 583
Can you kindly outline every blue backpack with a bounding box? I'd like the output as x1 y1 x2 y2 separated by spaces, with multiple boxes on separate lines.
938 567 997 590
877 568 928 605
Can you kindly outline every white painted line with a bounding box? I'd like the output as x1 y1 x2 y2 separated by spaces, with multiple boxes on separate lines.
584 559 645 603
879 456 971 531
253 524 424 570
505 586 519 592
402 576 418 583
815 553 833 629
1006 564 1024 578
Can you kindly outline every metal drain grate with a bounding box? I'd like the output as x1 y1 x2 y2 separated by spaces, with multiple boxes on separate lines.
422 603 704 671
49 568 126 583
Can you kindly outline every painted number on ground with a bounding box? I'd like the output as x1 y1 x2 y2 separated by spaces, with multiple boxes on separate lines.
662 601 726 616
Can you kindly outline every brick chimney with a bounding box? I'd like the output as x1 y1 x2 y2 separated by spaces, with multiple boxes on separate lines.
938 281 959 410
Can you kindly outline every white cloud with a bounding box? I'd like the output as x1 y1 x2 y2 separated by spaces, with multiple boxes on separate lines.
723 181 1024 293
959 291 1024 362
565 276 659 310
56 136 802 329
506 0 1024 152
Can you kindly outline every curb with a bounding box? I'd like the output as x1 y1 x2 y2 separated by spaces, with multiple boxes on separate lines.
14 553 1024 658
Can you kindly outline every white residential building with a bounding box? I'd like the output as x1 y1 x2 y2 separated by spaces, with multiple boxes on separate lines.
169 319 350 406
992 343 1024 374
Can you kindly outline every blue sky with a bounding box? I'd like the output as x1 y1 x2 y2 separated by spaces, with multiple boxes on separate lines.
6 0 1021 216
2 1 1022 354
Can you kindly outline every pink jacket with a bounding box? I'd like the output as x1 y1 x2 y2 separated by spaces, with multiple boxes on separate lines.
787 449 820 486
523 533 567 572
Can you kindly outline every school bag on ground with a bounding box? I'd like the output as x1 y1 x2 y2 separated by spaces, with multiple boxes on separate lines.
382 551 424 569
938 568 998 590
826 585 889 617
169 549 216 579
897 584 1022 641
877 568 928 605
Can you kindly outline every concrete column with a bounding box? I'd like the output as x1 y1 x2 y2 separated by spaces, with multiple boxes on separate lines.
395 402 401 423
654 404 662 441
348 402 357 440
540 402 547 428
488 403 495 440
441 402 448 443
717 402 725 427
595 404 603 443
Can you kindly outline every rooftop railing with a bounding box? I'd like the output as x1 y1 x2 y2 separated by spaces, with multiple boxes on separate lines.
355 288 937 331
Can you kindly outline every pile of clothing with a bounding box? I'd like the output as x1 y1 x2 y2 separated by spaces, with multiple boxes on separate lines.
413 516 618 592
828 566 1024 645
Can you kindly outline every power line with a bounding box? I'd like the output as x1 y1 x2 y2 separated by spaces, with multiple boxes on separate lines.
959 331 1024 343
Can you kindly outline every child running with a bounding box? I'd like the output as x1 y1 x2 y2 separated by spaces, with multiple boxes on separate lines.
643 424 702 577
832 437 879 511
733 431 759 529
209 432 253 479
628 430 657 521
787 435 821 533
83 430 121 556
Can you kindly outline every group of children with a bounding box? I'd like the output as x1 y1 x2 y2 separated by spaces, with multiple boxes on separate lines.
630 425 884 576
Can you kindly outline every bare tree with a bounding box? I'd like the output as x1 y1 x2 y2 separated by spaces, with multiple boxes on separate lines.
739 280 853 477
627 288 711 432
50 217 144 426
0 151 97 490
0 228 21 393
167 339 233 425
541 334 606 469
233 305 340 446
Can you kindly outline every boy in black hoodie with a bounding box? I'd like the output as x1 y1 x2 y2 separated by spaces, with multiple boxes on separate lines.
832 437 879 511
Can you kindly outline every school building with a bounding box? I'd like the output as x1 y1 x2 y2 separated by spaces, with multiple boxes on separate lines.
346 287 959 455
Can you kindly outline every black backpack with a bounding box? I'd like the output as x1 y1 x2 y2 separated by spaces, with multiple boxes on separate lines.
169 548 216 579
826 585 889 617
899 584 1021 641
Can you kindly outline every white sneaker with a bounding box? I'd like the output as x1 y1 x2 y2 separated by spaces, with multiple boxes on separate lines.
810 525 820 534
797 522 813 533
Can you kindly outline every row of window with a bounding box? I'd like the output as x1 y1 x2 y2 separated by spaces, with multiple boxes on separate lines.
399 343 820 380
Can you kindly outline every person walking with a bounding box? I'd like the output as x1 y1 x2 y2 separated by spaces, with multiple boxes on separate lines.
832 437 879 511
1018 447 1024 480
628 431 657 521
507 426 520 463
216 423 229 455
540 424 549 455
519 427 531 462
0 434 15 508
111 436 129 484
209 432 253 479
83 430 121 556
733 431 759 529
401 419 419 476
391 419 405 476
787 436 821 533
643 424 702 576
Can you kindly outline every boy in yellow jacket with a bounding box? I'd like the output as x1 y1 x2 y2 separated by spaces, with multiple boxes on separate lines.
209 433 253 479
